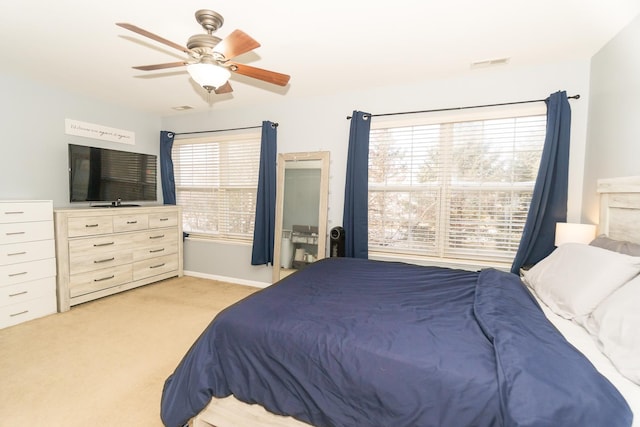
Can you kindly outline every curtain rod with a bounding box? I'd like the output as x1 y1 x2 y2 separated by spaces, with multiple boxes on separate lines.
174 122 278 136
346 95 580 120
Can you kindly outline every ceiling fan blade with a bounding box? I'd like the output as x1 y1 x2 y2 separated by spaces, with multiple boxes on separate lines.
214 81 233 94
228 62 290 86
116 23 190 54
215 30 260 60
132 61 187 71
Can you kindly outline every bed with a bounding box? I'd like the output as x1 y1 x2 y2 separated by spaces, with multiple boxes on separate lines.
161 176 640 427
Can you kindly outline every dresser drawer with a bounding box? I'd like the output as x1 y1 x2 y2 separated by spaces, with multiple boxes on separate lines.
68 233 133 259
133 241 178 262
0 220 54 244
113 214 149 232
149 211 178 228
133 254 179 281
0 291 56 328
0 276 55 306
0 239 55 266
130 228 178 247
67 216 113 237
69 264 133 298
0 295 57 329
0 258 56 286
69 250 134 275
0 201 52 224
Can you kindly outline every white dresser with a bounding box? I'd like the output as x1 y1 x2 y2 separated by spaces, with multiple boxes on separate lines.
0 200 57 328
54 205 183 312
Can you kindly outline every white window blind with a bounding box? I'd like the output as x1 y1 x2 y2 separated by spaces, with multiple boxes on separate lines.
368 106 547 264
172 131 261 242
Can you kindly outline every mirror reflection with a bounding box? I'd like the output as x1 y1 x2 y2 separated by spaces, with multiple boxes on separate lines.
273 151 330 282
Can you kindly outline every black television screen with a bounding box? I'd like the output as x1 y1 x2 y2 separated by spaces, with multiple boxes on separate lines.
68 144 157 204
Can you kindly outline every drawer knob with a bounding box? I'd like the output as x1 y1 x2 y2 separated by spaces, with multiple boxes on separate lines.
149 234 165 239
93 242 115 247
150 263 165 269
150 248 165 253
8 251 27 256
94 275 115 282
160 218 169 221
5 231 26 236
10 310 29 317
4 211 25 215
94 257 115 264
9 290 28 297
8 271 27 277
126 220 138 224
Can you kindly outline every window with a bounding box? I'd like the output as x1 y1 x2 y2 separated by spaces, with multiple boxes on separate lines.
368 105 547 264
172 131 261 242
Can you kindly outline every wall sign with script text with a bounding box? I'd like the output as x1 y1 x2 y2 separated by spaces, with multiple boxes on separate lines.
65 119 135 145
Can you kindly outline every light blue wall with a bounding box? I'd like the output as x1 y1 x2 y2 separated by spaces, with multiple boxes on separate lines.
4 53 618 286
163 60 592 285
0 72 161 208
582 14 640 224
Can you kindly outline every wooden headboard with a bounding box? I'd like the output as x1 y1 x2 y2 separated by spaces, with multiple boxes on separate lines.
597 176 640 244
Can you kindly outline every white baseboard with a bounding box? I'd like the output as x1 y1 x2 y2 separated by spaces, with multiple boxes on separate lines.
184 270 270 289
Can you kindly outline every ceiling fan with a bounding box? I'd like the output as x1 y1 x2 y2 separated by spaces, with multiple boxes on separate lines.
116 9 290 94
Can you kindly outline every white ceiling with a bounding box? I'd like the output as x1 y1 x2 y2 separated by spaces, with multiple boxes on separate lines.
2 1 639 116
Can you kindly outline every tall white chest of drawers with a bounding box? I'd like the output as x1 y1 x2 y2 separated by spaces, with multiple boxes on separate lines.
0 200 57 328
54 205 183 312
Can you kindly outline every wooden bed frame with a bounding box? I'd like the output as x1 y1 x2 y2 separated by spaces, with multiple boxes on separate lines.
190 395 310 427
188 175 640 427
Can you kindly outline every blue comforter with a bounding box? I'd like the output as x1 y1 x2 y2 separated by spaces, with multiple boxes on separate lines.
161 258 632 427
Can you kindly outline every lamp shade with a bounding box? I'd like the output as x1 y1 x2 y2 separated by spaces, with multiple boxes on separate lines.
186 62 230 91
554 222 597 246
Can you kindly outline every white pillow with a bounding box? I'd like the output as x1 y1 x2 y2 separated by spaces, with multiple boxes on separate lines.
591 274 640 385
521 243 640 319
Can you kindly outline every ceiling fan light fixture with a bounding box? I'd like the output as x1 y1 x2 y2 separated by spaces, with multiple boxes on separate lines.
186 62 231 92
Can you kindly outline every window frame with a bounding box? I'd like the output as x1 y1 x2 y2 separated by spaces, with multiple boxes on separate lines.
367 103 547 267
172 130 262 243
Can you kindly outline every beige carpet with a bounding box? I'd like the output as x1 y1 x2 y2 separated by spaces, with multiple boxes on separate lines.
0 276 259 426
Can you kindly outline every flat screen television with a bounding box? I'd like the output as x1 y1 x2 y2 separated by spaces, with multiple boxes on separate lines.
68 144 157 205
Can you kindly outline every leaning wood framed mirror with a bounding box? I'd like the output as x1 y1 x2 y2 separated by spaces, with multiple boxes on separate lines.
272 151 330 283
